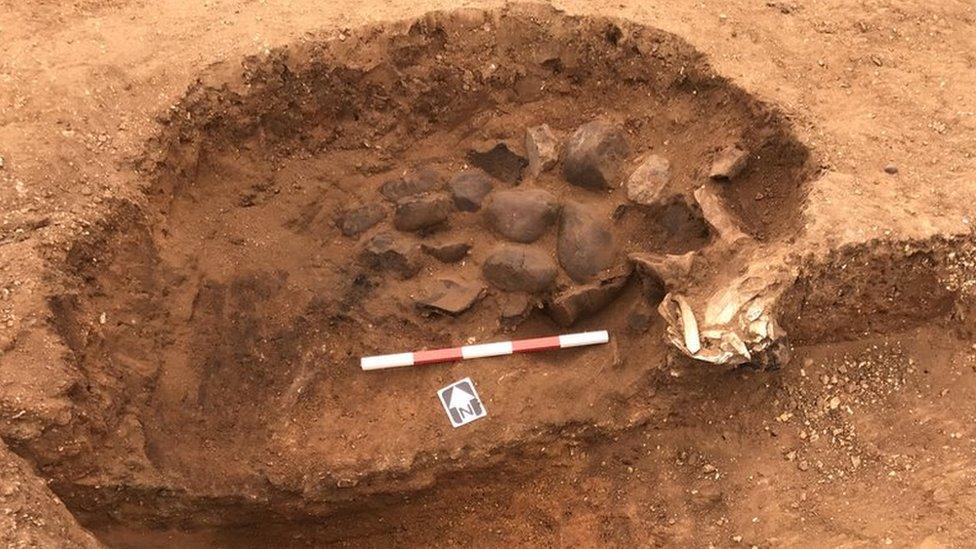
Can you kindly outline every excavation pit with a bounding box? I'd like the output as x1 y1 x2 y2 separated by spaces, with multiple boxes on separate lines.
22 6 827 541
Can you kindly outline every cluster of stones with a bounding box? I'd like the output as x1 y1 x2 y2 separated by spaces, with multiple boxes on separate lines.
341 117 751 327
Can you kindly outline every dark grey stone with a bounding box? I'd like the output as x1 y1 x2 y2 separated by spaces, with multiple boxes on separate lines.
467 142 528 183
338 203 386 236
448 170 494 212
421 241 471 263
393 193 452 232
546 267 631 326
485 188 560 243
416 277 486 316
362 232 421 279
379 166 442 201
562 120 630 190
482 244 558 293
557 201 615 283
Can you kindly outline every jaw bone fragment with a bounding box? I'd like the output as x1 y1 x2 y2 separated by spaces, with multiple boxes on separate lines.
631 184 792 368
657 255 793 369
673 294 701 354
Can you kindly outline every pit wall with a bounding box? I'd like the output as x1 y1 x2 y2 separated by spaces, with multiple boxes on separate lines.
779 235 976 345
146 5 813 239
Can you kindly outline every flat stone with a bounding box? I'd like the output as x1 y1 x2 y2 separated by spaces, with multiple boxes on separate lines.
467 142 528 183
379 166 442 201
482 244 558 293
557 201 615 283
485 188 560 243
448 170 494 212
626 154 671 205
338 203 386 236
421 241 471 263
546 267 632 326
416 277 486 316
708 145 748 180
393 193 452 232
525 124 560 177
562 120 630 190
362 232 421 279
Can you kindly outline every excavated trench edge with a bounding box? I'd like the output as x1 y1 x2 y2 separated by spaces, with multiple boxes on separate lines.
8 5 974 541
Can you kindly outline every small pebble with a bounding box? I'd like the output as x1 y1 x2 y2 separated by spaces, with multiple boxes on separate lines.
884 164 898 174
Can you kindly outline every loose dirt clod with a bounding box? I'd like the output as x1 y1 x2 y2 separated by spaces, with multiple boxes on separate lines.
546 266 632 326
499 293 535 327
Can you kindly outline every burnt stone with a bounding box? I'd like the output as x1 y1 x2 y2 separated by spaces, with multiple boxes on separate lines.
557 201 615 283
448 170 494 212
421 241 471 263
467 142 528 183
499 293 535 327
546 267 631 326
380 166 442 201
563 120 630 190
485 188 560 243
362 232 421 279
416 277 486 316
338 203 386 237
482 244 558 293
393 193 452 232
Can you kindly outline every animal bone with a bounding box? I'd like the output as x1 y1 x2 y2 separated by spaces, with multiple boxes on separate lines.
657 254 793 369
694 185 752 246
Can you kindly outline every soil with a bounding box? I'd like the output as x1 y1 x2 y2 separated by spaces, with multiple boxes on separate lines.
1 1 975 548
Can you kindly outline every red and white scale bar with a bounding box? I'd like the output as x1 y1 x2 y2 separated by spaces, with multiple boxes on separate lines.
360 330 609 371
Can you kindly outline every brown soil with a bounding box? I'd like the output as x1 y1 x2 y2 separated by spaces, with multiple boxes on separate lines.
1 1 975 548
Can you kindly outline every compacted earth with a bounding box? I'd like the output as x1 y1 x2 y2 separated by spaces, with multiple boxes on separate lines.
1 1 975 548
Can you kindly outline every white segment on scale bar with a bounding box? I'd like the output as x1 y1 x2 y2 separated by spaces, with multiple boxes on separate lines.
559 330 609 348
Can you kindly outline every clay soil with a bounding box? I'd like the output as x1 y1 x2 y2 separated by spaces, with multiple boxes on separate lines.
1 1 976 548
